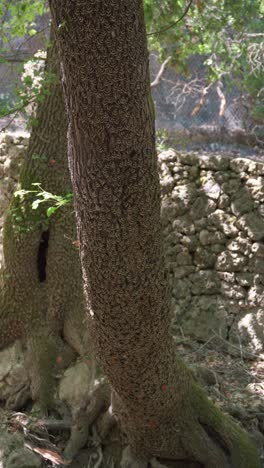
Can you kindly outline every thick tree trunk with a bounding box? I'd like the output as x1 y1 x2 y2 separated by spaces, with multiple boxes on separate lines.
50 1 260 466
0 34 92 407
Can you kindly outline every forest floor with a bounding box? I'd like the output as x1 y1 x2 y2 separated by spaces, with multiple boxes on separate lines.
177 335 264 455
1 337 264 468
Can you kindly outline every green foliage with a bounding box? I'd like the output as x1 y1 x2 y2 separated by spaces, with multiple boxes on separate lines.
14 183 73 219
8 183 73 234
0 0 263 126
145 0 264 112
0 0 49 119
156 128 170 152
0 0 46 41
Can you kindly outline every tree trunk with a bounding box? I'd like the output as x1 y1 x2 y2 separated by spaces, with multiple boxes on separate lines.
0 34 93 408
49 1 260 466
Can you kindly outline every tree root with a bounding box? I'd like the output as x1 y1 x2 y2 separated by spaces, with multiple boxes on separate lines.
116 376 260 468
121 446 171 468
121 446 148 468
192 384 261 468
63 379 111 460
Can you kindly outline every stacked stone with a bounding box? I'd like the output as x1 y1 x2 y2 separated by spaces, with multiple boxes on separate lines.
159 149 264 350
1 133 264 350
0 133 28 265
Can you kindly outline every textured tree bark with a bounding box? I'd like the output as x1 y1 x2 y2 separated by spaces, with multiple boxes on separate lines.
0 33 93 407
49 1 260 466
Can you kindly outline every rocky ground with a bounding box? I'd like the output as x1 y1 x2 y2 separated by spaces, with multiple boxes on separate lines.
0 337 264 467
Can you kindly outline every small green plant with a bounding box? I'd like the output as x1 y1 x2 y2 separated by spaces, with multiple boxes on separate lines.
14 183 73 218
156 128 170 152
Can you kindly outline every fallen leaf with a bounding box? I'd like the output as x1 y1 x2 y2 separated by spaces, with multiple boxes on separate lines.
72 240 80 247
25 443 72 465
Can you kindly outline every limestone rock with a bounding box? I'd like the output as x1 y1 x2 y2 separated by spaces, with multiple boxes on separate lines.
194 247 216 269
215 251 248 272
248 286 264 307
230 158 249 173
193 217 208 230
0 342 29 408
173 266 195 279
177 152 199 166
209 210 238 237
236 273 254 287
177 295 228 341
230 189 254 216
246 176 264 188
221 282 246 299
161 202 178 223
3 134 14 145
176 250 192 266
0 431 41 468
188 165 199 179
217 272 235 283
172 215 195 235
158 148 177 163
160 175 174 195
222 179 242 195
248 256 264 274
238 310 264 350
226 238 251 255
210 243 226 254
199 229 226 246
202 178 221 200
190 271 221 295
170 184 197 215
237 212 264 241
190 196 216 220
180 235 198 252
59 361 95 414
198 154 230 171
250 186 264 202
172 279 191 300
252 242 264 257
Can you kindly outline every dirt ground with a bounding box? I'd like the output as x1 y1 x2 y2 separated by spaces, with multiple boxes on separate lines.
1 336 264 468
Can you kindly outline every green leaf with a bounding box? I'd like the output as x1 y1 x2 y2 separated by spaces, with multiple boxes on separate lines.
47 206 57 217
28 28 37 36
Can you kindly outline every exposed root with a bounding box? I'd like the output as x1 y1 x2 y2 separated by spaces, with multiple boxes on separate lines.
64 379 111 460
150 458 170 468
96 407 117 441
186 384 261 468
121 446 148 468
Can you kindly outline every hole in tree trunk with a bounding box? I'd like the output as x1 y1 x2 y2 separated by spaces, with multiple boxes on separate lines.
37 229 49 282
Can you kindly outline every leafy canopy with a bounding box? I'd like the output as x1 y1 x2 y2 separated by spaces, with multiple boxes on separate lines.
0 0 263 121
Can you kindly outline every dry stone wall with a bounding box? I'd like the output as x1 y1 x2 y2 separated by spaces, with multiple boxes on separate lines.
0 133 29 266
160 149 264 351
1 133 264 350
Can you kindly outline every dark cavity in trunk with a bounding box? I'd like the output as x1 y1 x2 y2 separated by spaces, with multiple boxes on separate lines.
37 229 50 282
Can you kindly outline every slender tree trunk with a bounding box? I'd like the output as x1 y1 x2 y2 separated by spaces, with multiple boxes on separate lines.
50 1 260 466
0 33 93 407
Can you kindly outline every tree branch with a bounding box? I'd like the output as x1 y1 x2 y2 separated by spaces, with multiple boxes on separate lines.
191 82 213 116
151 56 171 88
243 33 264 38
216 80 226 117
147 0 194 37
